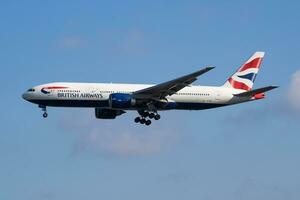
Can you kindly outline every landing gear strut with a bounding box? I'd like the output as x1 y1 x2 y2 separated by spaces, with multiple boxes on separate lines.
134 110 161 126
39 105 48 118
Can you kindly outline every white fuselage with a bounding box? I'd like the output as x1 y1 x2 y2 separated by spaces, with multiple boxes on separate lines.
22 82 252 111
22 52 273 124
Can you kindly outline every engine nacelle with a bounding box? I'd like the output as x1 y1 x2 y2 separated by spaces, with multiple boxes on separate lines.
109 93 136 109
95 108 125 119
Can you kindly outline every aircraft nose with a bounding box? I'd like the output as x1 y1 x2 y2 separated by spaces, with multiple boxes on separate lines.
22 92 29 100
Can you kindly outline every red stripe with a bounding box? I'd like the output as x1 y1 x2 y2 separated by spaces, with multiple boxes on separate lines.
238 57 263 72
43 86 69 89
228 78 251 91
254 93 265 99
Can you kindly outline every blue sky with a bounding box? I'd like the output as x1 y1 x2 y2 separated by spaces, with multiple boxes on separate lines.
1 1 300 199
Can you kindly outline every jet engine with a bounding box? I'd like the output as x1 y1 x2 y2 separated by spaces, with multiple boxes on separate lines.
95 108 125 119
109 93 136 109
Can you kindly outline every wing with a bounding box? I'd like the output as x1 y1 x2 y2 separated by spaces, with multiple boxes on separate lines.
132 67 214 99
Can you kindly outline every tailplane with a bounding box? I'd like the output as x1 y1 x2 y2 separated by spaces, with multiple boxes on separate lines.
234 85 279 99
222 52 265 91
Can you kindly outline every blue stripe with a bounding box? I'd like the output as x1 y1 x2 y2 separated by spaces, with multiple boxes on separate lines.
28 99 226 110
238 73 257 82
174 102 225 110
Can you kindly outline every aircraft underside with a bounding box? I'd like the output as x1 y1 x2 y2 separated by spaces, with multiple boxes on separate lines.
29 99 225 110
29 99 226 126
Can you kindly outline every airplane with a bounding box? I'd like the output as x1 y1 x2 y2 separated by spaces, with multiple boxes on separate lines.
22 52 278 126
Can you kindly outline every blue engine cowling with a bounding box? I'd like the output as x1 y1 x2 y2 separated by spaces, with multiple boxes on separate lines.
109 93 136 109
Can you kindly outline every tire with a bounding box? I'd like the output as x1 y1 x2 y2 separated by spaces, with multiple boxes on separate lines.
134 117 140 123
154 114 160 120
43 113 48 118
149 113 155 119
143 112 149 117
140 118 146 124
145 120 152 126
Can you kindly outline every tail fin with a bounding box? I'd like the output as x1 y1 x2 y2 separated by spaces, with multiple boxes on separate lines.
222 52 265 91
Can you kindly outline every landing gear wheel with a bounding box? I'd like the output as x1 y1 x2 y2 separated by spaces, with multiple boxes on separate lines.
140 118 146 124
149 113 155 119
134 117 141 123
145 120 152 126
143 112 149 118
43 112 48 118
154 114 161 120
136 110 160 125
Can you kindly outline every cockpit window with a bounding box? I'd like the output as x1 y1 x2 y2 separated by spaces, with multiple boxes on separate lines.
27 88 35 92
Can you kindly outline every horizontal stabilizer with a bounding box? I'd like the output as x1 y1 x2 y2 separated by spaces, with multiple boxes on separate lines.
234 85 279 97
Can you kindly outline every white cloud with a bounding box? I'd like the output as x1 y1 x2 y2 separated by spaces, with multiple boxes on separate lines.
288 69 300 111
60 110 181 157
75 127 166 156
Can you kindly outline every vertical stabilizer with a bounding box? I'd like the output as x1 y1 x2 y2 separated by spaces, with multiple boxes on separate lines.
222 52 265 91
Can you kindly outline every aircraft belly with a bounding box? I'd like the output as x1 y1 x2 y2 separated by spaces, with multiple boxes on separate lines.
172 102 226 110
28 99 110 108
167 95 228 110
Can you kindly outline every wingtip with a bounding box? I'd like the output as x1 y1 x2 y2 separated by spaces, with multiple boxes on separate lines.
271 85 280 89
206 66 215 70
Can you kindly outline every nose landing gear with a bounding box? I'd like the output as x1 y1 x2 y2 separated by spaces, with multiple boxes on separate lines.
43 112 48 118
39 105 48 118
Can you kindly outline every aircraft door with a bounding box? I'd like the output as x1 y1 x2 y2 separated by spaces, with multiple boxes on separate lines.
214 90 222 102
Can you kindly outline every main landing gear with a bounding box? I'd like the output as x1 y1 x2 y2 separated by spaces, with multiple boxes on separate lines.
39 105 48 118
134 110 161 126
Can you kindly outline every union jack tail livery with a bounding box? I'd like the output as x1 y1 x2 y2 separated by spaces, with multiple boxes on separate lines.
222 52 265 91
22 51 278 126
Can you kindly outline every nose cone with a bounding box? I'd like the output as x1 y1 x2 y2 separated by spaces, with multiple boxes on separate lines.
22 92 29 101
